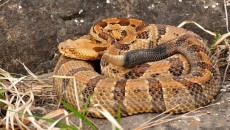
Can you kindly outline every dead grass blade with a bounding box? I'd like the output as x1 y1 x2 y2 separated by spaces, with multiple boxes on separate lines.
91 104 124 130
0 0 9 7
212 32 230 48
17 60 44 84
0 68 45 129
177 20 216 36
224 0 229 32
221 42 230 85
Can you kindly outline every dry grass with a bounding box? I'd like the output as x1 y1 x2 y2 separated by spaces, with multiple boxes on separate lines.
0 66 123 129
0 0 9 7
0 68 42 129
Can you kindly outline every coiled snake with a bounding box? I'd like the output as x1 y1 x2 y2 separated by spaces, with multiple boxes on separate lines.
53 18 221 118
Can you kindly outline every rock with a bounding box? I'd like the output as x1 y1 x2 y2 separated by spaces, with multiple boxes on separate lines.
0 0 228 74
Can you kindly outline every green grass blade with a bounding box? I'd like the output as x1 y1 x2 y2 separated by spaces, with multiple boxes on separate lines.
0 87 5 107
61 101 97 130
210 32 221 52
116 104 121 130
82 95 91 116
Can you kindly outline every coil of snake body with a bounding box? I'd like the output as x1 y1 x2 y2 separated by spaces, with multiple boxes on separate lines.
53 18 221 118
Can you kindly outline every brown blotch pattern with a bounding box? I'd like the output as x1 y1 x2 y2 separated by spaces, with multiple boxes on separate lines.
148 41 154 48
82 76 106 102
175 39 185 46
92 28 97 33
114 43 130 50
147 78 166 112
113 79 128 115
117 18 130 26
196 61 212 70
107 29 112 33
95 39 102 44
167 58 184 76
61 67 91 91
151 73 160 78
157 24 167 36
173 32 180 36
121 30 128 37
186 45 203 53
111 68 119 74
67 67 91 76
61 79 70 95
187 53 203 65
204 77 216 87
211 67 220 80
191 71 203 77
124 64 151 79
174 77 209 107
113 80 126 101
98 33 109 40
130 24 136 27
136 23 148 32
175 34 192 46
97 21 108 28
136 31 149 39
156 24 166 42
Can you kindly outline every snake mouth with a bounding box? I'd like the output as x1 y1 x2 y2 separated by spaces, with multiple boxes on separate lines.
61 49 99 60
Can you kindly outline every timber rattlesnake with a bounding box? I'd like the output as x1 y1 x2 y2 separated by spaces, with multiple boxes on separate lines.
53 18 221 118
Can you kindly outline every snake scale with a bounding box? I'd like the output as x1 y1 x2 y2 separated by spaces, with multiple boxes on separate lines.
53 18 221 118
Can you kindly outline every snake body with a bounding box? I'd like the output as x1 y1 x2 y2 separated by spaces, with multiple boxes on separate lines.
53 18 221 118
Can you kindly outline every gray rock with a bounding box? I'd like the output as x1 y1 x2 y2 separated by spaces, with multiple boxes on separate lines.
0 0 227 74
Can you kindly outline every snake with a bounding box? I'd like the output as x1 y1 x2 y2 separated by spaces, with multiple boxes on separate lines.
53 18 221 118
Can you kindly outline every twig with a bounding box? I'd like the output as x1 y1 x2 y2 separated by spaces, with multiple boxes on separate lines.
17 60 45 84
212 32 230 48
221 41 230 85
224 0 229 32
177 20 216 36
0 0 10 7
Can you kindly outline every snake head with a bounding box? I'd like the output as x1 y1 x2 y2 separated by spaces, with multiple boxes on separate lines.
58 38 108 60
